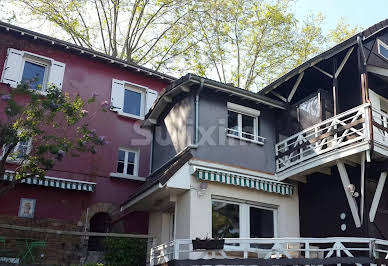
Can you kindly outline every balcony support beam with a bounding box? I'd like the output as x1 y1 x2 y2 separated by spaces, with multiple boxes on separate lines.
336 160 361 228
287 72 304 103
369 171 387 223
360 152 366 224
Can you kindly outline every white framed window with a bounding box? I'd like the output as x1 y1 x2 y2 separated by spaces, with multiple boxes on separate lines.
212 198 278 239
377 39 388 61
1 48 66 92
226 102 264 145
110 79 158 120
109 148 142 180
1 138 33 163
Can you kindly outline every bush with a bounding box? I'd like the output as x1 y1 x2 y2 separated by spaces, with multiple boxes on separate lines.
103 238 147 266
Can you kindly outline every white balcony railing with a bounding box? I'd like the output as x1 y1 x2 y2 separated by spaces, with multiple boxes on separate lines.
150 237 388 265
275 104 371 173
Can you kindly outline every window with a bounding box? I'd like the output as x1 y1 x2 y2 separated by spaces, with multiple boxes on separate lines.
110 79 158 120
115 148 138 176
226 102 263 144
1 138 32 163
20 56 49 91
123 86 144 117
1 48 65 92
212 201 240 238
378 39 388 61
212 199 277 239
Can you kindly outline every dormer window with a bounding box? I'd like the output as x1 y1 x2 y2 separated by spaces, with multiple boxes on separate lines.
226 102 264 145
377 39 388 61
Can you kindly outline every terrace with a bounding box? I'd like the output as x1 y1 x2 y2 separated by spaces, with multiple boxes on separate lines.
150 237 388 265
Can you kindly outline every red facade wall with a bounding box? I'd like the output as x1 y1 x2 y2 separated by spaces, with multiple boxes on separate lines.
0 29 169 233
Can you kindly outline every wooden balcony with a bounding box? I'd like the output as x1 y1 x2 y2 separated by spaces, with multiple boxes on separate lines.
150 237 388 265
275 104 375 180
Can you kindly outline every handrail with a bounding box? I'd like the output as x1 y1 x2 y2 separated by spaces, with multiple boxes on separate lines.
275 104 370 172
150 237 388 265
276 103 370 147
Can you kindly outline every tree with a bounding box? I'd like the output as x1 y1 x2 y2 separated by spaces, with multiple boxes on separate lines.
178 0 328 91
12 0 200 71
328 17 363 45
7 0 362 91
0 83 106 197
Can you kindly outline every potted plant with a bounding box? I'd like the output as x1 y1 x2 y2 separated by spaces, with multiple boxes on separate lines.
192 237 225 250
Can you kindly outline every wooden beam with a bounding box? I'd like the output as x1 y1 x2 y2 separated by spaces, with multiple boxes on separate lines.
287 72 304 102
335 47 354 79
369 171 387 222
313 66 333 78
271 91 287 102
333 58 339 115
164 96 172 103
360 152 366 224
336 160 361 228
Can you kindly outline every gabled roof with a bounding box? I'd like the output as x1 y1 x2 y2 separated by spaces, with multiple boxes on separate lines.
259 18 388 96
144 73 287 126
0 21 176 81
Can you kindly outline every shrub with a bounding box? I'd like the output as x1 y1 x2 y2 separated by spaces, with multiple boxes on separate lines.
103 238 147 266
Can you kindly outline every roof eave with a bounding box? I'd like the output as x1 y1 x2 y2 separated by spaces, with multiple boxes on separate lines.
0 21 176 81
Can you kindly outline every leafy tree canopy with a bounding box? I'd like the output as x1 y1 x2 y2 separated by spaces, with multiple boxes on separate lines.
1 0 363 91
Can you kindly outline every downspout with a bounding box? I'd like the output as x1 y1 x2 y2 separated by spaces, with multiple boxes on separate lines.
149 126 155 174
193 78 205 146
357 35 374 154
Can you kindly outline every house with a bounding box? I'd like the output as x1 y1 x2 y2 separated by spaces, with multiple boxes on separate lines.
117 19 388 265
0 21 173 264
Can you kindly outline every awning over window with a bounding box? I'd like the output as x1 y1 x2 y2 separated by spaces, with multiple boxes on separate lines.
195 169 294 196
2 172 96 192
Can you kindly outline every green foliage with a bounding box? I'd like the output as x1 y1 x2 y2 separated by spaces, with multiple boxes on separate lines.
328 17 363 45
0 82 106 196
103 238 147 266
8 0 363 91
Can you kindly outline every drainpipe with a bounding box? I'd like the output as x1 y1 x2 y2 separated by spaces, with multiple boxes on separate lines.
194 79 205 145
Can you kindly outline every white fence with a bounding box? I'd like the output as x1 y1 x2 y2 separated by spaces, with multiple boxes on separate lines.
275 104 371 172
150 237 388 265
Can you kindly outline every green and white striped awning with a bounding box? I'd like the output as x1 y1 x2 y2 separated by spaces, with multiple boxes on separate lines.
195 169 294 196
2 172 96 192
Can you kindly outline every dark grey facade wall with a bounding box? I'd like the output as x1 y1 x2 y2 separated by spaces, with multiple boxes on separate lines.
366 29 388 69
152 94 194 171
193 89 277 173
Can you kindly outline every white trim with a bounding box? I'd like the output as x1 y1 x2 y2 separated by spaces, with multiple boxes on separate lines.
367 65 388 77
109 172 146 181
313 66 333 79
122 83 146 119
117 111 144 120
377 39 388 61
287 72 304 102
121 183 161 211
116 148 139 176
226 133 265 145
369 171 387 223
360 152 366 224
20 54 50 92
227 102 261 117
335 47 354 78
211 197 278 239
189 159 276 180
336 160 361 228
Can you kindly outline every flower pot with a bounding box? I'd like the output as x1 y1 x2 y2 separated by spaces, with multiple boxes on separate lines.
192 239 225 250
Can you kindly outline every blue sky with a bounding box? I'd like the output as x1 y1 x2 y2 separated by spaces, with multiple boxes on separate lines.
294 0 387 32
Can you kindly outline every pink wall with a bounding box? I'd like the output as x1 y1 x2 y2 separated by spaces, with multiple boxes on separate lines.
0 29 170 232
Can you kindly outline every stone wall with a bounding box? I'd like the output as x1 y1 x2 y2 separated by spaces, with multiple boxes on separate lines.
0 215 84 265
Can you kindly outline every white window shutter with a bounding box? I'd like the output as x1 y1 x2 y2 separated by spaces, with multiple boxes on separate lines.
146 89 158 114
111 79 125 112
1 48 24 88
48 61 66 89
